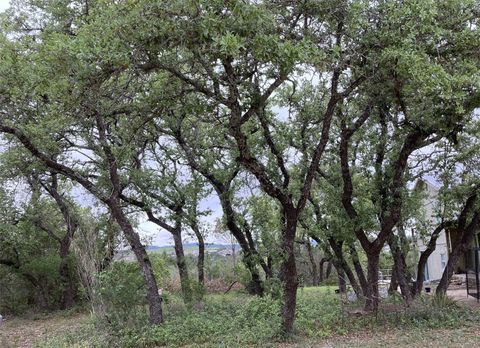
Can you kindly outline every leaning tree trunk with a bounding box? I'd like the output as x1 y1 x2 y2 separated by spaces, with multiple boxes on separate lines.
109 202 163 324
413 223 447 297
172 228 192 303
349 244 368 296
436 243 465 295
436 213 480 295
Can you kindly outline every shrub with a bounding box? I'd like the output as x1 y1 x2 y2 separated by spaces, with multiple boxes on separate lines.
95 261 148 329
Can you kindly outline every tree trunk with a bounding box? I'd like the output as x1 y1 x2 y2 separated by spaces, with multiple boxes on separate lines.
364 252 380 312
337 266 347 293
329 239 362 297
319 258 327 283
219 194 264 296
436 243 464 295
326 260 333 278
195 229 205 285
280 215 298 335
109 202 163 324
59 239 76 309
305 239 319 285
172 229 192 303
388 267 398 295
349 244 368 296
248 271 264 296
389 237 412 306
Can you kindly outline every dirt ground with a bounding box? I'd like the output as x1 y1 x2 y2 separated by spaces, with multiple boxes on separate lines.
447 288 480 308
0 312 87 348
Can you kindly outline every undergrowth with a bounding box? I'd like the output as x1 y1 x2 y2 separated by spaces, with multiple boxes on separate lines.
40 287 480 348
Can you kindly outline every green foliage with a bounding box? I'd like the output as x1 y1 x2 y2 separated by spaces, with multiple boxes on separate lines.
94 256 171 329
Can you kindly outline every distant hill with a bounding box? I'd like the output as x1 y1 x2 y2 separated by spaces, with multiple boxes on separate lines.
146 243 239 251
116 243 240 261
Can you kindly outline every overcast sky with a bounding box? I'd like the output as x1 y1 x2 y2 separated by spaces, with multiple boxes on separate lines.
0 0 9 12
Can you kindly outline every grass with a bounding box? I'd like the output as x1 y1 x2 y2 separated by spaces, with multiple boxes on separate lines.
2 287 479 347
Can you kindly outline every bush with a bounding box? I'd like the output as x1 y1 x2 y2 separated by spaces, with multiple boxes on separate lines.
95 261 148 329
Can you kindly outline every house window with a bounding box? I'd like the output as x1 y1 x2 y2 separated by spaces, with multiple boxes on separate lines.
424 263 429 281
440 253 447 270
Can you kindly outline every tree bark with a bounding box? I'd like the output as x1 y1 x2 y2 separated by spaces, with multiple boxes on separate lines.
326 260 333 278
337 266 347 293
39 173 78 310
364 252 380 312
280 214 298 335
59 239 76 309
389 236 412 306
349 243 368 296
